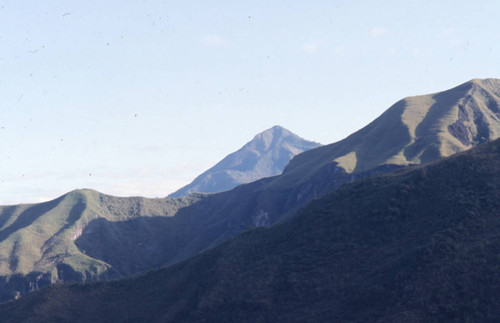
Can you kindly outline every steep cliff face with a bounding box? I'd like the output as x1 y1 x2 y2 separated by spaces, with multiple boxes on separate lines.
169 125 321 197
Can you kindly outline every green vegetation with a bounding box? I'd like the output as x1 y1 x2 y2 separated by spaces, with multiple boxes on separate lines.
0 78 499 304
0 190 203 301
3 137 500 322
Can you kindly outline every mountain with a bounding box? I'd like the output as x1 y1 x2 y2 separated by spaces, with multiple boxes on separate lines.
3 137 500 322
144 78 500 266
0 78 499 302
169 125 321 197
283 78 500 183
0 191 204 301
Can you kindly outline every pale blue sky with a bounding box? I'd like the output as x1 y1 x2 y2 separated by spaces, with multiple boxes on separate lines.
1 1 499 204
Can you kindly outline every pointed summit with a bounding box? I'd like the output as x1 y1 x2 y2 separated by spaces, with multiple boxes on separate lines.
169 126 321 197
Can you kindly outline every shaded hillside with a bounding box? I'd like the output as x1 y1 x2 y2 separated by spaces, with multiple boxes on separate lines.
1 79 500 302
169 125 321 197
3 138 500 322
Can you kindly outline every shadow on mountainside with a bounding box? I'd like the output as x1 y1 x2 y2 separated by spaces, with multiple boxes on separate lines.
352 99 412 173
0 206 18 232
404 82 469 163
52 198 87 237
0 197 64 243
75 162 407 279
75 215 189 278
0 272 53 303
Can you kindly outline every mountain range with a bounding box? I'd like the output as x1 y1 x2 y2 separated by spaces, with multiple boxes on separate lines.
169 125 321 197
3 132 500 322
0 78 499 304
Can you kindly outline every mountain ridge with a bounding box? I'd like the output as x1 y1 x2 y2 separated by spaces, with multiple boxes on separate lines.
3 136 500 322
280 78 500 184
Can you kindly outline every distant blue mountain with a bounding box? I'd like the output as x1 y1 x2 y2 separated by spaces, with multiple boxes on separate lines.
169 125 321 197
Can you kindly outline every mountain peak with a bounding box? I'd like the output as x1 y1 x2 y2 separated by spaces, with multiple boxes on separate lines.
265 125 288 132
169 126 321 197
253 125 294 139
251 125 288 142
247 125 315 153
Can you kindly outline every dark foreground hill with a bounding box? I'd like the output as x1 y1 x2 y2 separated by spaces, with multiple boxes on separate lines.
1 78 500 302
2 138 500 322
169 125 321 197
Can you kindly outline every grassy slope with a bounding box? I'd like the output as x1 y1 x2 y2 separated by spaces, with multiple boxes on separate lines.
2 138 500 322
0 190 202 301
281 78 500 186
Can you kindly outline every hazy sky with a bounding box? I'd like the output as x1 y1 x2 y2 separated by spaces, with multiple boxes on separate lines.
1 1 499 204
